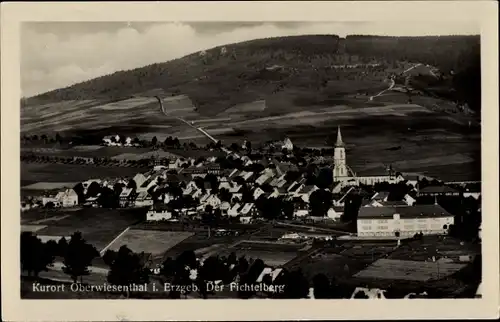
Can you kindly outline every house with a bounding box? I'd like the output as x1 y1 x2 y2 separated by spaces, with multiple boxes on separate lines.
418 185 460 197
295 185 318 203
239 171 254 182
204 195 222 208
84 195 99 207
293 200 309 217
255 173 272 186
231 193 243 203
256 267 284 282
54 189 79 207
253 187 266 200
403 194 416 206
228 203 242 217
462 182 481 200
41 196 61 207
327 206 344 221
404 175 420 187
228 169 240 179
218 181 232 190
137 173 161 193
191 189 203 200
119 188 137 207
356 204 454 238
279 233 302 241
146 204 173 221
132 173 148 188
135 191 154 207
239 203 258 217
220 201 231 214
239 216 252 224
227 185 240 195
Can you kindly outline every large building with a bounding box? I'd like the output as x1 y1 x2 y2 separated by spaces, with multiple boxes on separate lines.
357 204 454 237
332 127 404 191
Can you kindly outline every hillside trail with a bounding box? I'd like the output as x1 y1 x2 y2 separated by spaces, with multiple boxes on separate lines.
368 63 422 101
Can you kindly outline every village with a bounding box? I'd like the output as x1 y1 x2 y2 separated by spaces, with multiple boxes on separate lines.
22 128 481 237
20 127 483 299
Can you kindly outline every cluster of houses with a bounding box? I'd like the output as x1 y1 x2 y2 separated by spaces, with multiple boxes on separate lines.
22 129 481 238
102 134 139 147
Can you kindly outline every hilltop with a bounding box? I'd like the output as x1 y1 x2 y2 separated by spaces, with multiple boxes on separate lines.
24 34 481 115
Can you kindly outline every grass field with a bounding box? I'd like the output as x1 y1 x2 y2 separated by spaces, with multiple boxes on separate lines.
21 224 48 232
353 258 466 282
21 182 79 190
29 208 145 251
21 162 148 186
220 241 304 267
298 252 368 281
104 228 194 258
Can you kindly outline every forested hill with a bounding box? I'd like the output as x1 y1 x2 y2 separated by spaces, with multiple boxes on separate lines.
25 34 481 113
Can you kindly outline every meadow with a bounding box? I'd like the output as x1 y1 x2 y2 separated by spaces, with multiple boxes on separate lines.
21 162 148 187
26 207 146 251
104 228 194 258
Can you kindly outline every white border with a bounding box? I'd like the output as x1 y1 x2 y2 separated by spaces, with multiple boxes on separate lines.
1 1 498 321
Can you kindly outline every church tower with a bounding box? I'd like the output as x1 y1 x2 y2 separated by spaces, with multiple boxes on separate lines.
333 127 349 181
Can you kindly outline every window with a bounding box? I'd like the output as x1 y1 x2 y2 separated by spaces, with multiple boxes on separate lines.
362 226 372 231
378 219 388 224
377 225 389 230
404 225 414 230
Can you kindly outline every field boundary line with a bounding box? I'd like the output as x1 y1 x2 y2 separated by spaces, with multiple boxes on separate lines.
100 226 130 256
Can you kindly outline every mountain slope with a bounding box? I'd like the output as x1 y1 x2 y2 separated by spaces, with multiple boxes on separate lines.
24 34 481 115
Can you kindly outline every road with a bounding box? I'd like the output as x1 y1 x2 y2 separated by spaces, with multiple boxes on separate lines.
368 63 423 101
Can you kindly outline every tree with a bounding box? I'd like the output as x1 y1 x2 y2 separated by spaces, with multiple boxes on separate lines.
309 189 333 217
151 136 158 146
55 132 62 143
127 180 137 190
57 237 68 257
282 269 310 299
106 246 150 297
62 232 99 283
313 273 331 299
86 181 101 198
20 232 57 278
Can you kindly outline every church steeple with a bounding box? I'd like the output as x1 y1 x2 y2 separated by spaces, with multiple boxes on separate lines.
336 126 344 147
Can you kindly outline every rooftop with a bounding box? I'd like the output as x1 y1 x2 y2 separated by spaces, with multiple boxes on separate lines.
358 204 452 220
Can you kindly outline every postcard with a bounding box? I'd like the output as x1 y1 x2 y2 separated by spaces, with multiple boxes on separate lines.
1 1 498 321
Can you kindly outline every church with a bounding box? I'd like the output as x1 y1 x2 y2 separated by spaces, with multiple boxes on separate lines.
332 127 404 192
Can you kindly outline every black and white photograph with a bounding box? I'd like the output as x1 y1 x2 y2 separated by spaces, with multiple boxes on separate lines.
1 1 498 321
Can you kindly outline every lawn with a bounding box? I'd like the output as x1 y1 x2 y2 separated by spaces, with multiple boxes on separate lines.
353 258 467 282
104 228 194 257
21 162 148 186
22 181 79 190
34 208 145 251
298 252 368 281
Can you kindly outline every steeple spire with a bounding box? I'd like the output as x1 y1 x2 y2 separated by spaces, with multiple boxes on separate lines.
336 126 344 147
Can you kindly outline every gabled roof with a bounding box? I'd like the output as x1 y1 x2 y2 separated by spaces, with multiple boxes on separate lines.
358 204 452 219
240 203 255 215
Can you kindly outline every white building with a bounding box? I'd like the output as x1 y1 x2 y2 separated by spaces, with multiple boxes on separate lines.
282 137 294 151
146 204 173 221
357 204 454 238
327 206 344 221
55 189 78 207
135 191 153 207
228 203 242 217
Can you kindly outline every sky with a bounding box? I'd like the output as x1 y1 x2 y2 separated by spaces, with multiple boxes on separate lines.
21 21 479 98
